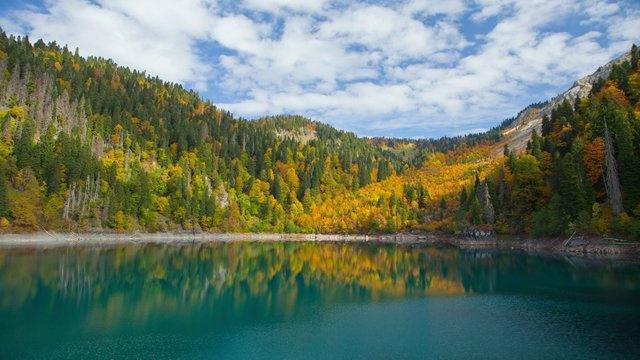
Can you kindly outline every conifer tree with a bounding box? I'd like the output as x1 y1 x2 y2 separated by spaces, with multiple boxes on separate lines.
459 187 468 210
0 168 8 218
470 197 482 225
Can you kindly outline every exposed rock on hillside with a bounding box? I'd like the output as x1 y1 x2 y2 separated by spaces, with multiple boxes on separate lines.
494 50 633 157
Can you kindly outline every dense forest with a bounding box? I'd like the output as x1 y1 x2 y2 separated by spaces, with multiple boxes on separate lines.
0 30 639 239
453 44 640 239
0 31 406 233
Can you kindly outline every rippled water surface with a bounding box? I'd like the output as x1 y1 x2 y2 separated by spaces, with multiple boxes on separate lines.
1 242 639 359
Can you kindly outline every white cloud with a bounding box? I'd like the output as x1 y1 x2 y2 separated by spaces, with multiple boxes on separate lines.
319 4 470 63
2 0 639 137
218 0 640 136
403 0 467 18
211 15 270 54
242 0 329 14
214 15 379 96
583 0 620 21
607 11 640 43
470 0 515 22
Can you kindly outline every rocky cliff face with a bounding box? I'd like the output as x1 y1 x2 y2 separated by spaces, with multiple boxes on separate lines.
493 50 632 157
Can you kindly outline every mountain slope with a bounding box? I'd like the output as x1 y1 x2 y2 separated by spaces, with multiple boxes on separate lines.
305 44 640 237
494 49 634 156
458 44 640 238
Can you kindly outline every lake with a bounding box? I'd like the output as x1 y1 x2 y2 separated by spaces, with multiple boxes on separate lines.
1 241 639 359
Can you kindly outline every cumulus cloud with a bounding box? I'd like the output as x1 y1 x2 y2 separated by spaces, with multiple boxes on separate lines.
1 0 639 137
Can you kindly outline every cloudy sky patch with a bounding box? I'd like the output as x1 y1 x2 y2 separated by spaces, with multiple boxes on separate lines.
1 0 638 137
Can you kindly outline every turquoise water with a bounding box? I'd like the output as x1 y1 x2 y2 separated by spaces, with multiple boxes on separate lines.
1 242 639 359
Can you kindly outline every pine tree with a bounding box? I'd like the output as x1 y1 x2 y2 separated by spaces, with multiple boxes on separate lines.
15 119 38 170
459 187 468 210
616 120 640 213
0 168 8 218
470 197 482 225
558 152 588 220
439 197 447 220
530 129 542 160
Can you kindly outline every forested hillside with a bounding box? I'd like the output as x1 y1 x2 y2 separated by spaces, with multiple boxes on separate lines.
1 30 639 239
450 44 640 239
370 101 547 167
0 31 401 233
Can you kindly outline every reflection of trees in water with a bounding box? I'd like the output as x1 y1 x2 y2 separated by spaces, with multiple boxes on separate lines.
0 244 460 308
0 244 638 326
58 249 97 303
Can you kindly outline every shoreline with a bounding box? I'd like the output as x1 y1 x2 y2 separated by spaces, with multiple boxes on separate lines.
0 231 422 247
0 231 639 259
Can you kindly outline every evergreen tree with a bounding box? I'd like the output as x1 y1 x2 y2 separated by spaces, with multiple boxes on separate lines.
511 155 545 230
470 197 482 225
459 187 468 210
558 152 588 220
0 168 8 218
15 119 38 170
532 194 565 236
530 130 542 160
439 197 447 220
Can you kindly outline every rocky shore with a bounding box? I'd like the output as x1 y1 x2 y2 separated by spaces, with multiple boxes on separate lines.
0 231 638 259
442 233 640 259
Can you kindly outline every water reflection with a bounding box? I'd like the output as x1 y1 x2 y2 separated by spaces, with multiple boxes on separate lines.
1 243 638 319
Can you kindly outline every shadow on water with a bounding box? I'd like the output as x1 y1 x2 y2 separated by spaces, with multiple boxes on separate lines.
1 242 639 358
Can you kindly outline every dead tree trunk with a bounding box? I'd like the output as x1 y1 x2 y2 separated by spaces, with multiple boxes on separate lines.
603 120 623 215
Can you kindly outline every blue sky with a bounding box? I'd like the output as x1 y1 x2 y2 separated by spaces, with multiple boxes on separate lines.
1 0 639 138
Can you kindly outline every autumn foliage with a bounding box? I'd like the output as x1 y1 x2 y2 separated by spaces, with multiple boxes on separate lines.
0 32 639 239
